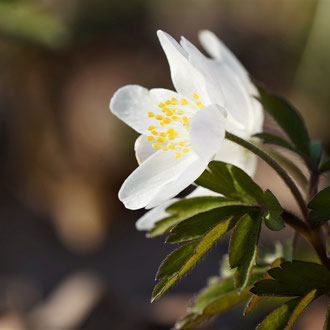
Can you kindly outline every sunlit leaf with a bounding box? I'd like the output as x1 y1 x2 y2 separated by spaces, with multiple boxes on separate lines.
257 289 318 330
152 215 240 302
148 196 250 237
167 206 252 244
175 267 267 329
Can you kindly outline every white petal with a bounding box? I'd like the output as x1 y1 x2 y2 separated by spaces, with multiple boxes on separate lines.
214 139 258 177
110 85 156 134
189 105 226 160
157 30 212 103
198 30 247 80
110 85 184 135
180 37 225 106
134 135 157 164
119 149 206 210
135 198 179 231
145 156 209 209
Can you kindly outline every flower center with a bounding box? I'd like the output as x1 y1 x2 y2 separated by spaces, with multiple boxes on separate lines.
146 94 204 158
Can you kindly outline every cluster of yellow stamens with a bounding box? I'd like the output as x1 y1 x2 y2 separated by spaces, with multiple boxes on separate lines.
146 94 204 158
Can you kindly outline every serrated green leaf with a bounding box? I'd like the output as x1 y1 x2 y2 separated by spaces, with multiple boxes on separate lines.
251 261 330 297
196 161 264 203
307 187 330 222
286 289 318 329
324 302 330 330
263 190 284 231
148 196 248 238
257 297 301 330
254 132 296 152
257 289 318 330
166 196 249 215
155 240 198 281
244 258 283 316
167 205 252 244
229 211 263 289
175 267 266 329
152 216 240 302
257 85 311 159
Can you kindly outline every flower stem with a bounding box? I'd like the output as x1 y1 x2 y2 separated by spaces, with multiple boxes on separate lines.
225 131 308 218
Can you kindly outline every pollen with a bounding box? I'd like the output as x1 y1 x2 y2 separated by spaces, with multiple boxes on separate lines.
146 92 204 158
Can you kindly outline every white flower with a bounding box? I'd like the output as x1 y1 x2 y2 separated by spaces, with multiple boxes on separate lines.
110 30 263 212
134 31 264 231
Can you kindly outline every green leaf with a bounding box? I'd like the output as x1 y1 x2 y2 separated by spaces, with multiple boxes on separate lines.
244 258 283 316
148 196 250 237
175 267 267 329
256 290 317 330
254 132 296 152
251 260 330 297
263 190 284 231
152 216 240 302
167 205 252 244
196 161 264 203
257 85 311 159
229 211 263 289
307 187 330 222
324 302 330 330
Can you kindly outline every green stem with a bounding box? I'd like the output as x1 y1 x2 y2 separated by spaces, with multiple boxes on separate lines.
225 131 308 218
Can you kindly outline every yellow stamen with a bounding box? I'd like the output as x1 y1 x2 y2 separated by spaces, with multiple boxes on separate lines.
193 93 199 99
157 137 166 143
155 115 163 120
180 99 188 105
146 136 154 141
182 148 191 153
151 130 158 135
175 153 182 158
152 143 161 149
148 126 155 131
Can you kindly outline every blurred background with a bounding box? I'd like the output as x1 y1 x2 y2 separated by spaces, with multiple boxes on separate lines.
0 0 329 329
